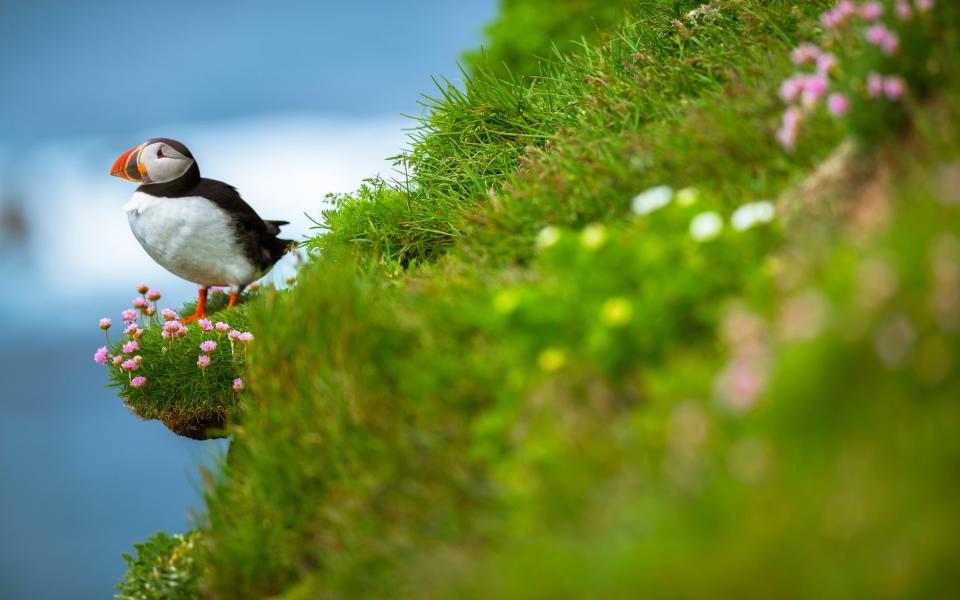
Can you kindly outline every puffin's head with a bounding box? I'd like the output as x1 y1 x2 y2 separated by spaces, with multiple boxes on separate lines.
110 138 195 184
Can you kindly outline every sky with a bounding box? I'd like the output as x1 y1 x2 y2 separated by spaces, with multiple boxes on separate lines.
0 1 497 597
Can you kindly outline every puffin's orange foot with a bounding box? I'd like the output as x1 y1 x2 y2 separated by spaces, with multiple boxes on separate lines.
227 289 241 309
182 287 208 323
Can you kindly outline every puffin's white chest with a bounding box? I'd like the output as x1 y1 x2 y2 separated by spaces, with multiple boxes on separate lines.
123 191 258 286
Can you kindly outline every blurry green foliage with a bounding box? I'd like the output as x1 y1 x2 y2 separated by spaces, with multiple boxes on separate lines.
116 531 202 600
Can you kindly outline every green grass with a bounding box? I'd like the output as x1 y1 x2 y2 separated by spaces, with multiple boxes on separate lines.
116 0 960 596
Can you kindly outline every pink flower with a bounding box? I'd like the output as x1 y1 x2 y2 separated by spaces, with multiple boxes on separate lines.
865 24 899 55
867 72 885 98
215 322 230 332
132 297 148 309
136 283 149 294
827 93 849 116
815 52 837 74
163 320 183 332
209 286 225 294
228 330 241 340
198 319 213 331
99 318 112 330
895 0 912 20
112 355 124 366
779 76 804 102
134 328 144 339
94 346 109 365
248 281 261 291
790 43 821 66
144 306 156 317
859 2 884 20
121 359 139 372
124 323 138 337
237 332 254 343
915 0 934 13
161 308 178 321
146 289 162 301
777 107 803 151
802 74 829 108
821 1 856 29
197 355 211 369
232 378 245 392
122 340 139 354
130 376 147 389
200 340 217 353
121 309 137 324
884 76 906 100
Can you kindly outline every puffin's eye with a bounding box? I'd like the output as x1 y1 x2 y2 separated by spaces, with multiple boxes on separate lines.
157 147 165 158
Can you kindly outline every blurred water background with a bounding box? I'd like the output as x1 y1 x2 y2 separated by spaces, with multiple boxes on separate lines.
0 1 496 597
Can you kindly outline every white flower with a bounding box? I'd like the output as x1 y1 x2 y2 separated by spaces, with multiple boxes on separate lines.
675 187 700 207
580 223 608 250
631 185 673 216
536 226 562 250
690 211 723 242
731 201 776 231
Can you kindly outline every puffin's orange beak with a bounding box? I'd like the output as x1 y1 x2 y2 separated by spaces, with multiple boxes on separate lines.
110 144 146 182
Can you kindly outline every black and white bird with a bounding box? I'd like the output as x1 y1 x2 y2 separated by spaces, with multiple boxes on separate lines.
110 138 292 322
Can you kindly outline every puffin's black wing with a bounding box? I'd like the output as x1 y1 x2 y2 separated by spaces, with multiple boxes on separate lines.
193 178 293 271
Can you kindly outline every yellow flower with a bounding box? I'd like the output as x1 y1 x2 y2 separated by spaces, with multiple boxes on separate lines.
537 347 567 372
601 297 634 327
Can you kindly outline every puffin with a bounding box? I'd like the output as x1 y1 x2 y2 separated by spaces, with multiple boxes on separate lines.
110 138 292 322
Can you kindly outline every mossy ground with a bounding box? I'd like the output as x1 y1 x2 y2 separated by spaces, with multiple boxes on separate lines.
116 1 960 597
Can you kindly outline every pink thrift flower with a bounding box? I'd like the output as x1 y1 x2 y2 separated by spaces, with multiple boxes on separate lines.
161 308 178 321
124 324 138 337
915 0 933 12
827 93 850 116
198 319 213 331
802 74 829 108
209 286 225 294
197 355 211 369
144 306 156 317
163 320 183 332
146 289 161 301
215 322 230 332
884 76 906 100
94 346 109 365
121 309 137 324
232 378 245 391
895 0 912 20
200 340 217 353
237 332 254 343
867 72 885 98
132 297 148 309
136 283 149 294
860 2 884 20
228 330 241 340
815 52 837 74
790 43 821 66
130 376 147 389
162 331 172 340
112 355 124 366
248 281 261 291
134 328 144 339
779 76 803 102
777 107 803 152
865 24 899 55
99 318 112 330
122 340 139 354
121 359 139 372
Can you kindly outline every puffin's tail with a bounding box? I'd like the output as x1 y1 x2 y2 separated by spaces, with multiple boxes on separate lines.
261 220 296 267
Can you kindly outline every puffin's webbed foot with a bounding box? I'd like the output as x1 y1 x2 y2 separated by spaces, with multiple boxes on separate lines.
182 287 208 323
227 286 243 309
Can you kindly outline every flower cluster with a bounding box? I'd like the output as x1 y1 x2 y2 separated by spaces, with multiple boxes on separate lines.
628 185 776 242
777 0 935 151
94 283 255 392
